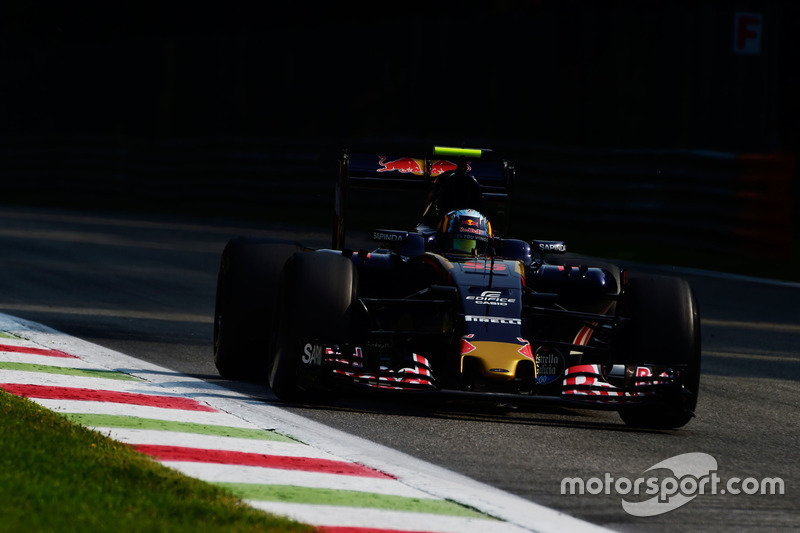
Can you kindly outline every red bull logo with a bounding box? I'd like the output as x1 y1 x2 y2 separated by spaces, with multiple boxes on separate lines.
459 226 484 236
377 156 425 175
377 157 471 176
431 160 472 176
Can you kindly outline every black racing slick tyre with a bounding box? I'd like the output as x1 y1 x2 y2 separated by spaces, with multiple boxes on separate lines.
269 251 358 403
213 238 303 380
617 275 701 429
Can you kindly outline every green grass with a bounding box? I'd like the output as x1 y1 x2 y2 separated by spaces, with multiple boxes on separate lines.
0 390 315 533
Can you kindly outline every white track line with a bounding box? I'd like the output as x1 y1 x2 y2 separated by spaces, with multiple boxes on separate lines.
245 502 525 533
0 353 97 368
0 370 146 390
29 398 252 427
92 427 340 459
162 461 436 499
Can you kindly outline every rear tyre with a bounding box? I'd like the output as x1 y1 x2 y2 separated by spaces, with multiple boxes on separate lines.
269 251 358 402
213 238 303 379
617 275 701 429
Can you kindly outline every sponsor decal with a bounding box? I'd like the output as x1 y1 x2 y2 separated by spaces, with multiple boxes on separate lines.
377 156 425 175
430 159 470 176
459 226 484 235
533 240 567 253
534 346 565 384
302 343 325 366
373 231 406 242
465 315 521 325
365 341 392 352
466 290 517 306
377 157 470 177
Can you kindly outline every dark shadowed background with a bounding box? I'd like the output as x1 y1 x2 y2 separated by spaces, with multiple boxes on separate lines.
2 1 798 277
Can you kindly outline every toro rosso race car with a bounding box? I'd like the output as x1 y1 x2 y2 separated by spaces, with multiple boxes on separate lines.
214 147 701 429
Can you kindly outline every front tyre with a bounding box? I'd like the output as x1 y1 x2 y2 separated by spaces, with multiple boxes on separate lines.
269 251 358 402
213 238 302 379
617 275 701 429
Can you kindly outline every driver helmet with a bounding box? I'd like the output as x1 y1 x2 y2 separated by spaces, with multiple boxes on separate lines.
439 209 492 255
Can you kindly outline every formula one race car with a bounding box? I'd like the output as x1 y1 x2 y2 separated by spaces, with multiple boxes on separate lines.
214 147 701 429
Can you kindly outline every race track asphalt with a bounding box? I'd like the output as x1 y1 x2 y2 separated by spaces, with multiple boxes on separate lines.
0 205 797 532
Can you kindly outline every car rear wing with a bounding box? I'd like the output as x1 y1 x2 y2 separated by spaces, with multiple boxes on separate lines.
335 147 514 249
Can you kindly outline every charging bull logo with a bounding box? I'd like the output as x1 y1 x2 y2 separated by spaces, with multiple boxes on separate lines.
377 156 425 175
430 159 470 176
377 157 470 176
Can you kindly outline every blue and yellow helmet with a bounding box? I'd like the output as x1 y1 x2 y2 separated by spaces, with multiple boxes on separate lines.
439 209 492 255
